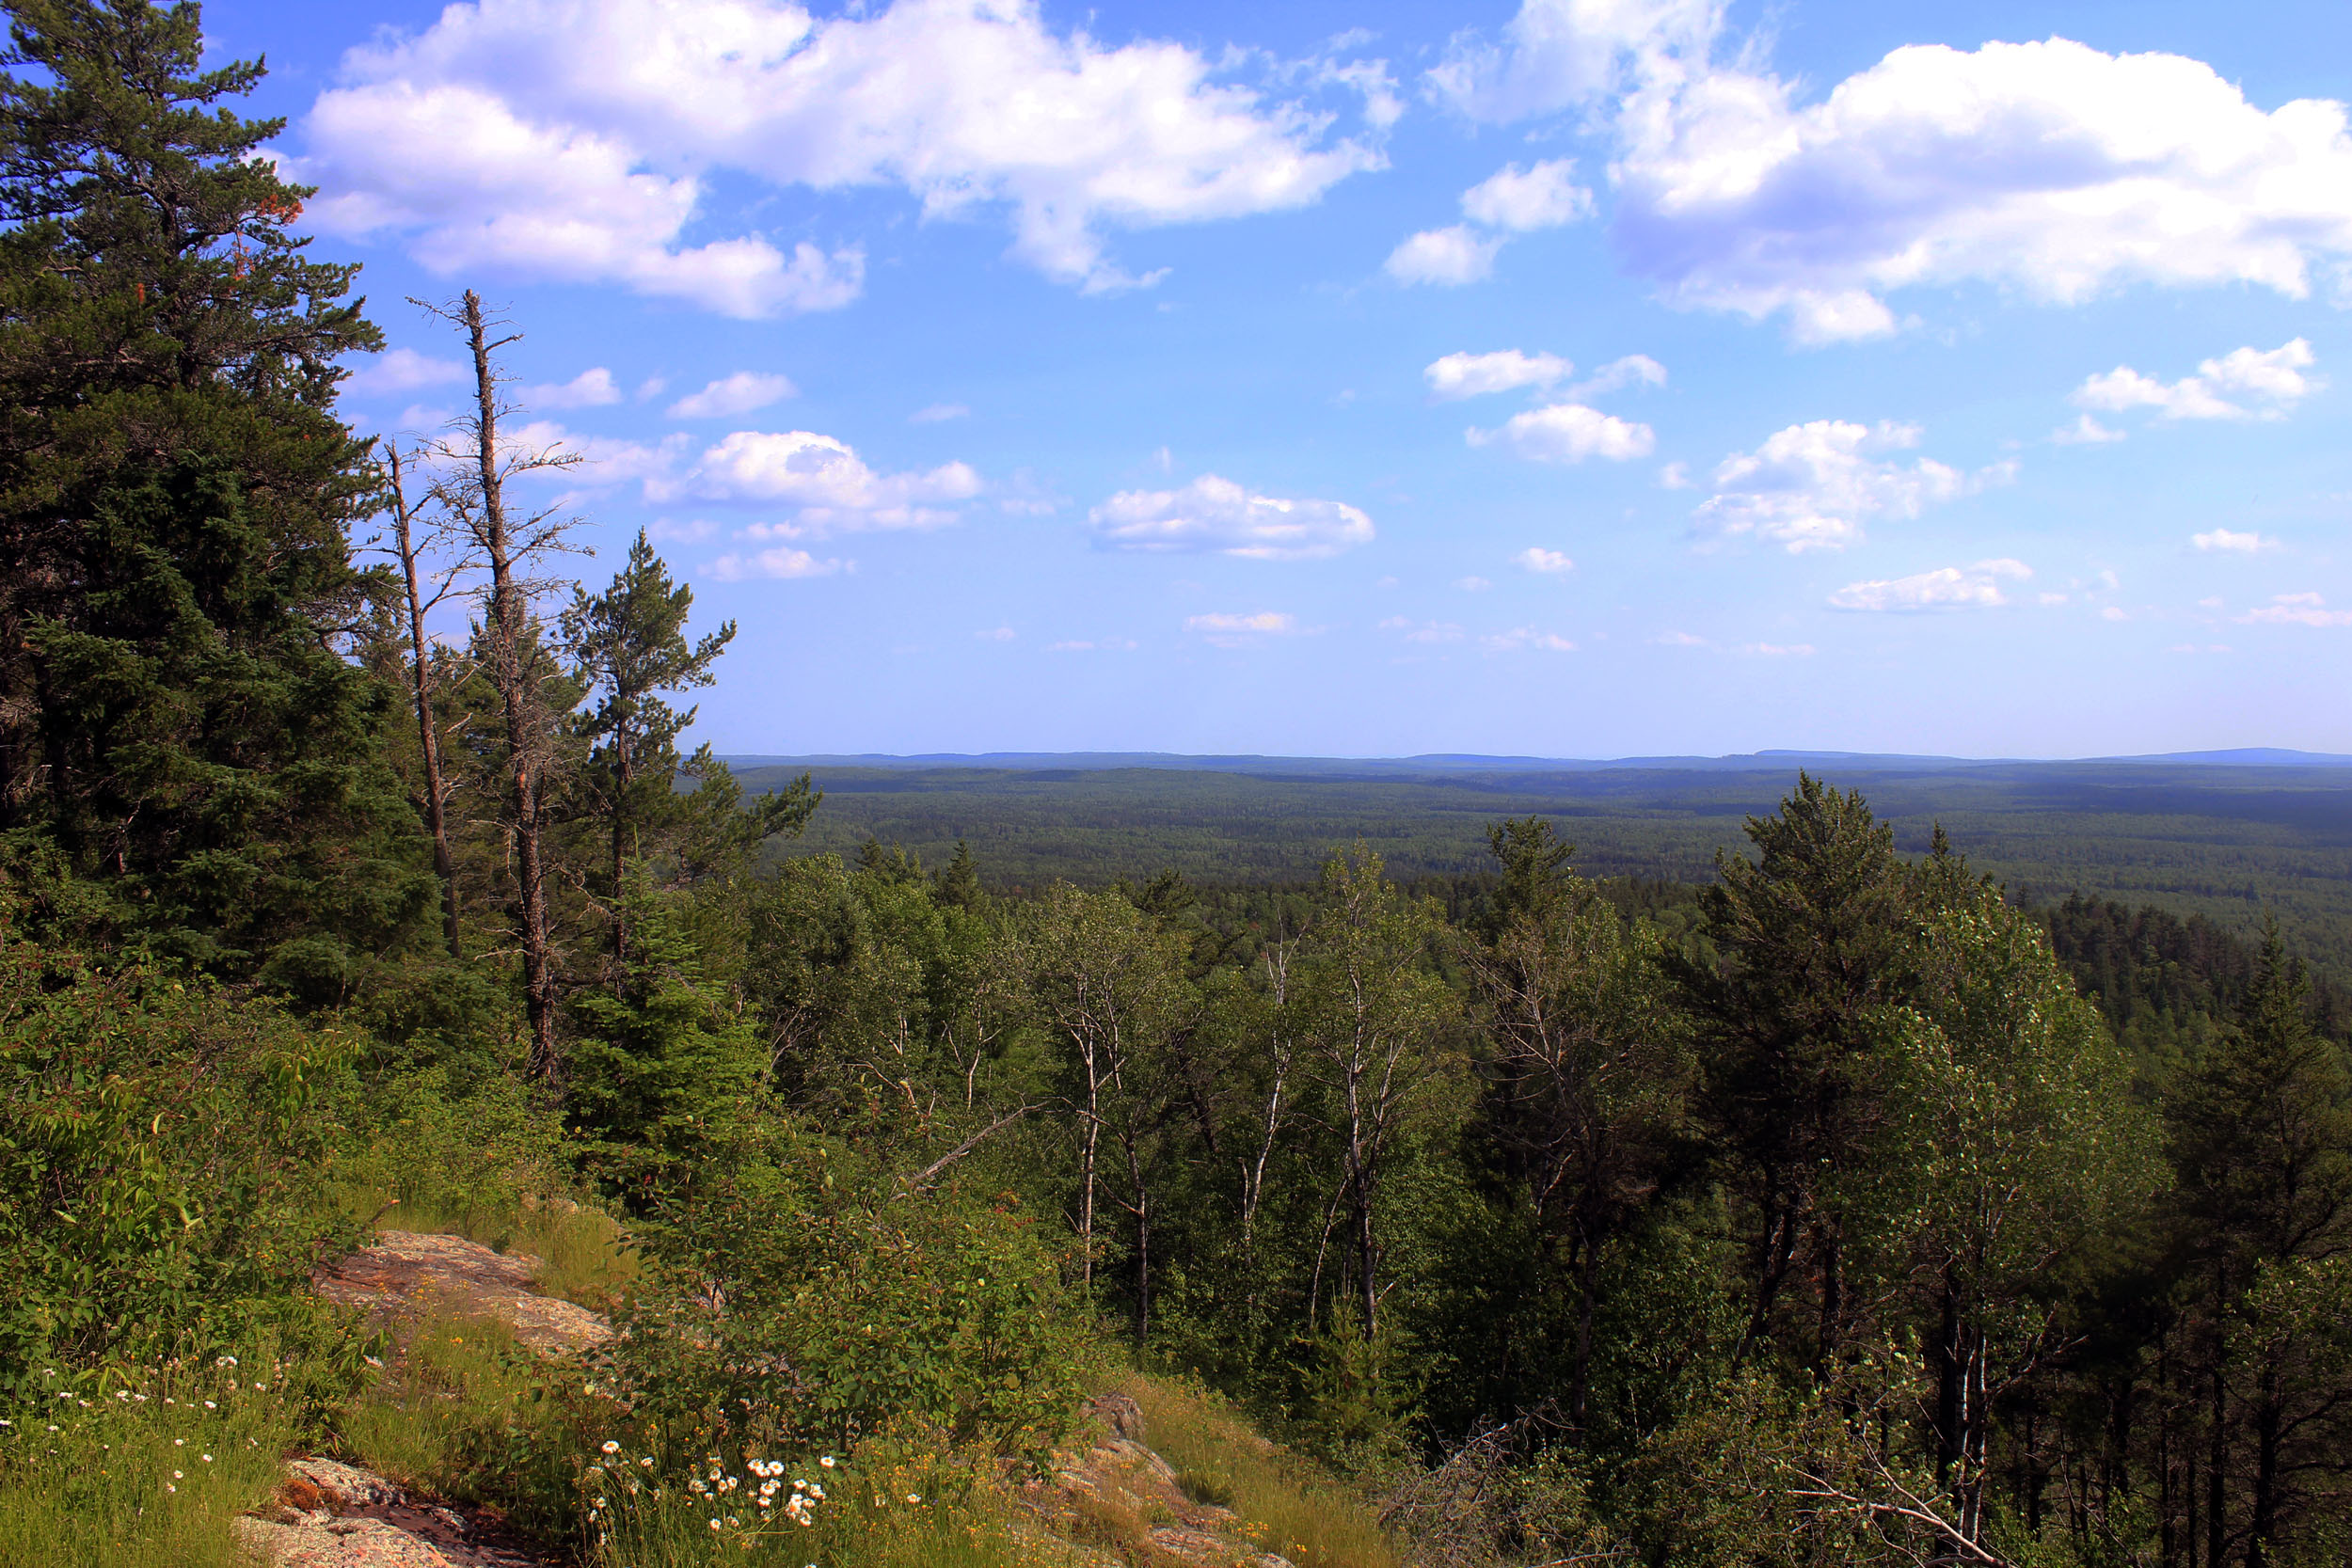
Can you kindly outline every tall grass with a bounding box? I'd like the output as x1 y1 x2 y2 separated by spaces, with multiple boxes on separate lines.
586 1430 1086 1568
1125 1375 1399 1568
336 1308 598 1542
0 1359 302 1568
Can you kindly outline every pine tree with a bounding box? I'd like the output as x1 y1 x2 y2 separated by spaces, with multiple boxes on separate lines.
567 869 767 1208
1678 773 1907 1372
0 0 430 982
2164 923 2352 1568
564 530 734 956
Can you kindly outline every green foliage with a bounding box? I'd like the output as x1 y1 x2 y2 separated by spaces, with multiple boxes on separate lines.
0 932 360 1394
339 1309 599 1542
0 0 421 981
0 1356 311 1568
567 871 767 1201
612 1124 1089 1465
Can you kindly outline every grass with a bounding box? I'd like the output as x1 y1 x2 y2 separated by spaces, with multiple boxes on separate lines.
336 1307 598 1542
0 1358 304 1568
1123 1374 1399 1568
339 1186 642 1312
579 1427 1092 1568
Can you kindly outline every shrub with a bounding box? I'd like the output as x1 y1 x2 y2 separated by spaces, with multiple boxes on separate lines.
0 934 361 1397
608 1124 1090 1467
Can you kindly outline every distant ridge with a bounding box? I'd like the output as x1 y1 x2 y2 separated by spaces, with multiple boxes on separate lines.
722 748 2352 774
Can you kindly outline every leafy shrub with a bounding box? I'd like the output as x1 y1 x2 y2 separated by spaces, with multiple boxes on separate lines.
608 1124 1089 1466
0 935 361 1396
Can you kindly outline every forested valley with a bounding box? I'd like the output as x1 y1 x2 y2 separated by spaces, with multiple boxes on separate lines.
1 7 2347 1568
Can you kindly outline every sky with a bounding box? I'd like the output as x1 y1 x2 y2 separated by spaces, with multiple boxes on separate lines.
209 0 2352 758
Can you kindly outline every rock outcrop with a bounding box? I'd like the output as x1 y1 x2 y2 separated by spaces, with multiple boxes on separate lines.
312 1229 613 1354
1027 1391 1296 1568
234 1458 549 1568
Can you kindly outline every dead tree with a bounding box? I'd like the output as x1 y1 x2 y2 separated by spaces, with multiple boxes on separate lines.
415 290 583 1083
377 441 471 959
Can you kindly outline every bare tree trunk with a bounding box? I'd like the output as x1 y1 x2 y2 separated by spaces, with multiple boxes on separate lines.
458 289 558 1082
386 447 462 961
1239 943 1294 1251
1077 1024 1103 1289
610 733 633 959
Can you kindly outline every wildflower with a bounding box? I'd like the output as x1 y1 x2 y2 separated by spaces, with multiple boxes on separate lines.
728 1517 740 1528
809 1486 825 1501
709 1519 723 1532
691 1479 710 1495
172 1471 183 1480
820 1456 836 1468
203 1402 215 1410
201 1454 213 1463
759 1496 774 1509
217 1356 237 1369
166 1484 177 1494
116 1390 130 1401
908 1494 922 1504
641 1456 655 1468
602 1440 620 1454
174 1439 184 1447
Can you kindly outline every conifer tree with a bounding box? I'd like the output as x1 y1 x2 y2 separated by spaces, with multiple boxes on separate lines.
564 530 733 957
1678 773 1907 1372
2164 923 2352 1568
0 0 429 981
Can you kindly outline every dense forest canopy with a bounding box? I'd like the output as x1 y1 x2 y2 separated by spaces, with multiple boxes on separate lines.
1 8 2347 1568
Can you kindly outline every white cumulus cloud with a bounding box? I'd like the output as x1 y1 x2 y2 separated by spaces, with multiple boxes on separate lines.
2193 529 2274 552
1433 6 2352 341
289 0 1391 309
1481 626 1578 652
2074 339 2322 423
1378 617 1466 644
663 429 981 536
2242 592 2352 626
1425 349 1572 400
1460 159 1593 230
1468 403 1654 463
523 367 624 408
1090 475 1374 560
1829 558 2032 612
1185 610 1301 646
1515 546 1576 574
707 546 848 579
344 346 469 397
1391 156 1593 285
669 372 799 420
1386 224 1502 285
1693 420 1994 552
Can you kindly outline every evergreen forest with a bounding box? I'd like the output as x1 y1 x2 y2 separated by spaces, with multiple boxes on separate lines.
1 8 2347 1567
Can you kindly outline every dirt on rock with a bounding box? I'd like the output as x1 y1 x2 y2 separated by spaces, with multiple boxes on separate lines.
233 1458 553 1568
1024 1392 1295 1568
312 1229 614 1355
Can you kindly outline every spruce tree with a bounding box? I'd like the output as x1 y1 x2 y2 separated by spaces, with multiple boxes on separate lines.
564 530 733 955
0 0 429 982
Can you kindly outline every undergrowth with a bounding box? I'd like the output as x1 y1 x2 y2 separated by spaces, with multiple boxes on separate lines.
0 1356 310 1568
1125 1375 1399 1568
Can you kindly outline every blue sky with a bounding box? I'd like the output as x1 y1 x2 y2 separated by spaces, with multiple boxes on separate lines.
215 0 2352 757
